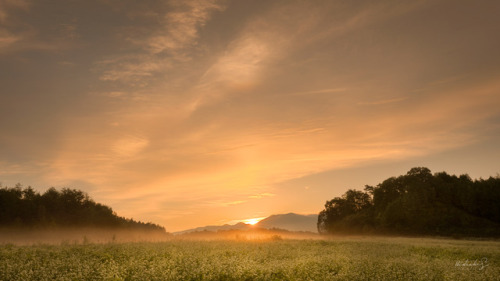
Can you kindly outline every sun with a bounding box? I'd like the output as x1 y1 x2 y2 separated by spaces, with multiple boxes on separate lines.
242 217 266 225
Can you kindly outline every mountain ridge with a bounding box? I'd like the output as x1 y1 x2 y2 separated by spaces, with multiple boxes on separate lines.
257 213 318 233
174 213 318 234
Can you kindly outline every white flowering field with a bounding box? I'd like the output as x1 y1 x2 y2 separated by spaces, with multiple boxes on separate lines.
0 237 498 280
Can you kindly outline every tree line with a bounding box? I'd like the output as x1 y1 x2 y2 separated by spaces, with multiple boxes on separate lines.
318 167 500 237
0 184 165 233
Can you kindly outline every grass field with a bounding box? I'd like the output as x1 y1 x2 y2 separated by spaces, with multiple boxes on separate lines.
0 236 499 280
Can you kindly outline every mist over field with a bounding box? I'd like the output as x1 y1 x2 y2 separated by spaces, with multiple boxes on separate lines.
0 227 171 245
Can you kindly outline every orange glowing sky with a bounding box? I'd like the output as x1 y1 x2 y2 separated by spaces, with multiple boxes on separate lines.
1 0 499 231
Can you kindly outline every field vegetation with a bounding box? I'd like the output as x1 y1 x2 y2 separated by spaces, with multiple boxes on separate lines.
1 236 499 280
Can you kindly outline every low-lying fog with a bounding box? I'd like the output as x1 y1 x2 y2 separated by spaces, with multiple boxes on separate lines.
0 228 321 245
0 228 170 245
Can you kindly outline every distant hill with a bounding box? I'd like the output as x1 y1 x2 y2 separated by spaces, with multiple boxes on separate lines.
256 213 318 233
175 213 318 235
174 222 252 235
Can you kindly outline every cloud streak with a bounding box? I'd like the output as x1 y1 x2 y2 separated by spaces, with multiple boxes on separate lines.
96 0 226 86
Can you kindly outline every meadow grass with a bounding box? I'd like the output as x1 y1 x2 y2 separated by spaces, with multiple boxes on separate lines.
0 236 499 280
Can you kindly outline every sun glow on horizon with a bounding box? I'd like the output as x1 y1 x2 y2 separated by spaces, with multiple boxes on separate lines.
242 217 266 225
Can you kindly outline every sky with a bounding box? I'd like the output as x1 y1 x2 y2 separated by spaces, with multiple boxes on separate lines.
1 0 499 232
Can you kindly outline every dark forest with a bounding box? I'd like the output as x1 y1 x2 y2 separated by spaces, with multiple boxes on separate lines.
318 167 500 237
0 185 165 233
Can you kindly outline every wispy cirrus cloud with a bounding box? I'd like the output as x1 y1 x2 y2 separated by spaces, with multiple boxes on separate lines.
0 0 29 22
96 0 226 86
144 0 224 55
112 135 149 157
292 88 348 96
357 96 410 106
249 193 275 199
0 0 29 50
0 30 18 48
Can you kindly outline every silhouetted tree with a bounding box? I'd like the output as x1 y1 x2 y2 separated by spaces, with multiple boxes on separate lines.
318 167 500 237
318 189 372 234
0 185 166 233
